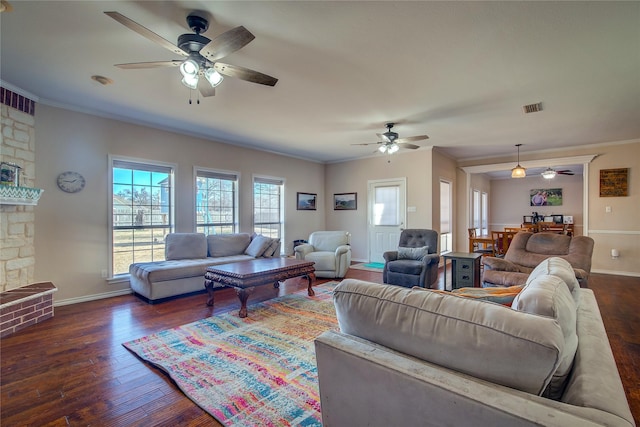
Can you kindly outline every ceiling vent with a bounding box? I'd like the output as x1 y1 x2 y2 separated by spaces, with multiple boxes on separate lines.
523 102 543 114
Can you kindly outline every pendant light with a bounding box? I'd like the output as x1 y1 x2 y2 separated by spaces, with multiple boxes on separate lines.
511 144 526 178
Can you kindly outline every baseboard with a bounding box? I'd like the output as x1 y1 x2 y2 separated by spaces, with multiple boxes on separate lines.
54 288 133 307
591 269 640 278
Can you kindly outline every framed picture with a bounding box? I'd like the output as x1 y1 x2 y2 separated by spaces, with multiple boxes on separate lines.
334 192 357 210
599 168 628 197
296 192 317 210
530 188 562 206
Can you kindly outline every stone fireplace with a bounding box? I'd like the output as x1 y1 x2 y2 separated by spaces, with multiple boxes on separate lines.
1 86 55 337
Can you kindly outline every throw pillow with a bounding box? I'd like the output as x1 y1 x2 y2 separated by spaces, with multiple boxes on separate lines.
262 238 280 257
398 246 429 261
245 235 272 257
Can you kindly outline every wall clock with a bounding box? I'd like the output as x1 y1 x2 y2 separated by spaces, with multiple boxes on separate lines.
56 171 85 193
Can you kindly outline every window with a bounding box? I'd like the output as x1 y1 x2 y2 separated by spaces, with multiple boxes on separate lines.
471 188 489 236
253 176 284 239
111 158 174 276
472 189 481 234
196 169 238 234
440 180 452 253
481 191 489 235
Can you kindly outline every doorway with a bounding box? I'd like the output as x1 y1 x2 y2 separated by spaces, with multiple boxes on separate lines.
367 178 406 263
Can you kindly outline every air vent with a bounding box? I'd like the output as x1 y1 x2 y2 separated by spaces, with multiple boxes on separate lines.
523 102 543 114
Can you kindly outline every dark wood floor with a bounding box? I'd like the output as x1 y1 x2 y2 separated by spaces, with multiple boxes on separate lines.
1 268 639 426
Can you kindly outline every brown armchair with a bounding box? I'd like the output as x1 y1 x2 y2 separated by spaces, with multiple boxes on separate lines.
483 232 594 288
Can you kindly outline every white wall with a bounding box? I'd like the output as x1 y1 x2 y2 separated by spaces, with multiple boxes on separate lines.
325 148 436 262
33 105 326 303
489 173 584 234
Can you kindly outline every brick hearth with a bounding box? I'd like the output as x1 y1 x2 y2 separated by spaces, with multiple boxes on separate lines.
0 282 57 338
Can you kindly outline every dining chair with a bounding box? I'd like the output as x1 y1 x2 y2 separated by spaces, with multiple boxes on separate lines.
491 231 516 257
468 228 493 256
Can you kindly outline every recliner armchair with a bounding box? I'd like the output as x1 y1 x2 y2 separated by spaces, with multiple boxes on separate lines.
294 231 351 278
383 229 440 288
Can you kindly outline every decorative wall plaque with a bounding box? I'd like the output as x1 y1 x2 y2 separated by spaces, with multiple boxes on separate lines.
599 168 629 197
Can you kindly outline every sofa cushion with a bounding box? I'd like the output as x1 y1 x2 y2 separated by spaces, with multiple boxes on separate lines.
512 273 578 400
130 255 254 283
388 259 424 275
398 246 429 260
304 251 336 271
165 233 207 260
245 234 272 257
333 279 565 396
526 257 581 304
207 233 251 257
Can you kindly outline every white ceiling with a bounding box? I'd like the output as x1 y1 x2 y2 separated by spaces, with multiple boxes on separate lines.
1 1 639 164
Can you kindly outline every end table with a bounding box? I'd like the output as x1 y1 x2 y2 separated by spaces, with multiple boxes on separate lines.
442 252 482 291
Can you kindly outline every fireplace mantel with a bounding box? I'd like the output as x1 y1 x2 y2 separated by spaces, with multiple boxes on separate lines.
0 185 44 206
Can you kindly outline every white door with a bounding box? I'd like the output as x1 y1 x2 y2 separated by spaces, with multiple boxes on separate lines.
368 178 407 263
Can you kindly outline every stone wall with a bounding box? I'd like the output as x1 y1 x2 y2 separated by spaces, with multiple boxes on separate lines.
1 88 37 291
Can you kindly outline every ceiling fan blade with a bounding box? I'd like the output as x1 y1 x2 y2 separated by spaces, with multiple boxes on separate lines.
200 26 255 62
213 62 278 86
396 135 429 143
351 142 381 146
376 133 391 143
115 60 182 69
198 80 216 97
557 170 574 175
104 11 187 57
400 143 420 150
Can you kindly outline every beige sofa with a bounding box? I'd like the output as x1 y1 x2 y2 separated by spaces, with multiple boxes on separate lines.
129 232 280 303
483 231 594 288
315 258 635 427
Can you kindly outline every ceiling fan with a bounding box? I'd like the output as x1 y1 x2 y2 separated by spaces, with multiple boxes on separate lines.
104 11 278 98
541 168 574 179
353 123 429 154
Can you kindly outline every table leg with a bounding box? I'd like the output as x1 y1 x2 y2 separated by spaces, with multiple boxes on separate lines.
235 287 255 318
305 273 316 296
205 280 215 306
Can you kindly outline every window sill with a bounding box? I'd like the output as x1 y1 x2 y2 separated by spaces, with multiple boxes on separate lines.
107 274 130 285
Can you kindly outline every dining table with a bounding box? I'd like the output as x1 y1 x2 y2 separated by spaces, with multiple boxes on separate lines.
468 234 495 253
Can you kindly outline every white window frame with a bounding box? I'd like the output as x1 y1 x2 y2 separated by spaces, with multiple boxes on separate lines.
194 167 239 235
252 175 284 243
109 155 176 279
440 179 453 254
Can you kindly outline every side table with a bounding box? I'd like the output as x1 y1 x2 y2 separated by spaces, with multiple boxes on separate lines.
442 252 482 290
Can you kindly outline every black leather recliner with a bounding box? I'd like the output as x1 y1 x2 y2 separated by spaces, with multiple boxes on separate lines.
382 229 440 288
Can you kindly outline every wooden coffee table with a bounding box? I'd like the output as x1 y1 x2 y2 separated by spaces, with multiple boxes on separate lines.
204 258 316 318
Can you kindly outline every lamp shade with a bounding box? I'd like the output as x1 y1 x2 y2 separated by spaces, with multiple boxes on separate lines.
204 68 224 87
181 74 198 90
179 59 199 78
511 165 526 178
511 144 526 178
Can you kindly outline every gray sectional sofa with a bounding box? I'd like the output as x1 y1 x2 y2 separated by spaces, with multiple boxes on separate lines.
315 257 635 426
129 232 280 303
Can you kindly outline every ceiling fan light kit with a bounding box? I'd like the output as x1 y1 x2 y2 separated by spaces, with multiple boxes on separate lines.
541 168 557 179
353 123 429 155
511 144 526 178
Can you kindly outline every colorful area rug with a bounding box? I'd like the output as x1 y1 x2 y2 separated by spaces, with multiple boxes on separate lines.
349 262 385 272
123 282 338 426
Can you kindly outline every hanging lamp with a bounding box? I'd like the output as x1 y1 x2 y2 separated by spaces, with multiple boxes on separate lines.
511 144 526 178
